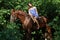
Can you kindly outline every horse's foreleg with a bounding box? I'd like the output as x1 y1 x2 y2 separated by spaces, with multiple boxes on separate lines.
46 25 52 40
28 29 32 40
25 29 31 40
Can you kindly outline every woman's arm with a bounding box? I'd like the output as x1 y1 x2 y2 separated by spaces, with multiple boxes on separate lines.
28 9 34 20
34 7 38 14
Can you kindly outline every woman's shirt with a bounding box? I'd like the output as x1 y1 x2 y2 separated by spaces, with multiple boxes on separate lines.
29 7 39 18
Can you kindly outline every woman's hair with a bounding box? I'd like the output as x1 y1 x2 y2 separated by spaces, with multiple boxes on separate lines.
28 3 33 8
28 3 32 4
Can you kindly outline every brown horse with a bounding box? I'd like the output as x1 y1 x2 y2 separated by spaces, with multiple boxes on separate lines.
10 9 52 40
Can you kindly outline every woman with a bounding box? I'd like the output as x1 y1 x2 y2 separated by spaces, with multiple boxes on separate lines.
28 3 39 29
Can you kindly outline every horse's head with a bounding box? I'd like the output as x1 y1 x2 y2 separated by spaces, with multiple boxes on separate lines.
10 9 18 22
10 9 26 23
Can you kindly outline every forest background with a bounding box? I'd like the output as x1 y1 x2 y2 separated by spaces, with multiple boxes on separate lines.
0 0 60 40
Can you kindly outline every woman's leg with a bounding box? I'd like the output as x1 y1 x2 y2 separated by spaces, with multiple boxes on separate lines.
34 17 40 29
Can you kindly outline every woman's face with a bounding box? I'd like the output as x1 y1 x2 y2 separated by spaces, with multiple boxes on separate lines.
28 3 32 7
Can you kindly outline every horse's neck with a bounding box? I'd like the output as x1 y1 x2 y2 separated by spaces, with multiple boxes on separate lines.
18 15 26 24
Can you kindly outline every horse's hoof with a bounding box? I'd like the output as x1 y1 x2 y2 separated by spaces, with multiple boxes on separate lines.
45 38 47 40
37 27 39 29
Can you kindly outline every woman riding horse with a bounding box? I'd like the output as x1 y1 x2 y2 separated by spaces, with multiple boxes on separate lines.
10 9 52 40
28 3 40 29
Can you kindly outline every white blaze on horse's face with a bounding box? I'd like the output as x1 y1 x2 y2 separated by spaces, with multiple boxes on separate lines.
11 11 17 21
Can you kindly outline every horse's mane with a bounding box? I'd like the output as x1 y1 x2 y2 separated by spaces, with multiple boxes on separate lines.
16 10 31 19
11 9 29 16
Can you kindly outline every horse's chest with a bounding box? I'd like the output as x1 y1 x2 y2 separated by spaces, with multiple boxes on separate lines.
23 17 30 26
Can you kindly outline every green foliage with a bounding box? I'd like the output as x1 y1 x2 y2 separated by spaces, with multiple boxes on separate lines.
0 0 60 40
0 24 23 40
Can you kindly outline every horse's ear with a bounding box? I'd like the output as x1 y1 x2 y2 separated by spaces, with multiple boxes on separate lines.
11 9 15 15
11 9 15 12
